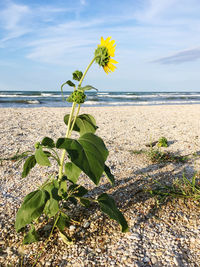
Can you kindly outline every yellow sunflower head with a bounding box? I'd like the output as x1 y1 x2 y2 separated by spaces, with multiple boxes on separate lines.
95 36 118 74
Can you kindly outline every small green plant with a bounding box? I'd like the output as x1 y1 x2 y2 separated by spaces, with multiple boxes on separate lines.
157 137 168 147
14 37 128 251
147 147 188 164
0 149 31 165
147 148 165 163
129 149 145 155
149 173 200 205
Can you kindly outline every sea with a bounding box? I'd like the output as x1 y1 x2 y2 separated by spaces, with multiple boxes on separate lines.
0 91 200 108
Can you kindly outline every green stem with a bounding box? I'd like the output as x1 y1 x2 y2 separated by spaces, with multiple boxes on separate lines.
69 104 81 136
58 102 76 179
78 56 96 87
59 57 96 180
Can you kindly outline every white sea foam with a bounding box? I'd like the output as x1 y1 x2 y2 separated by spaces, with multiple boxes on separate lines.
84 99 200 106
27 100 40 104
98 94 139 99
0 94 21 97
157 93 200 98
0 94 67 98
41 93 54 97
97 92 109 95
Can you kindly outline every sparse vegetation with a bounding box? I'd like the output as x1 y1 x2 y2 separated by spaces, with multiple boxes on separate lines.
157 136 168 147
129 146 189 164
147 148 188 163
0 149 31 166
129 149 145 155
148 173 200 205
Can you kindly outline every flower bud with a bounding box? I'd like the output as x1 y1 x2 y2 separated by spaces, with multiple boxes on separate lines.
34 142 40 149
67 90 86 104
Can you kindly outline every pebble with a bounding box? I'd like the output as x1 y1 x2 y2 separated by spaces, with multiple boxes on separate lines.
173 257 179 266
69 225 76 231
83 221 90 228
151 256 157 264
143 256 150 263
128 233 140 240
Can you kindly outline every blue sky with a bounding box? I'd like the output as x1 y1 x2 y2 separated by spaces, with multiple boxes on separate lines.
0 0 200 91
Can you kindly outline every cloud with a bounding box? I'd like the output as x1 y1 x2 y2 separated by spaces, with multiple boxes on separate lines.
135 0 176 22
0 2 77 45
1 0 200 66
152 47 200 64
0 2 30 30
0 2 31 44
80 0 86 6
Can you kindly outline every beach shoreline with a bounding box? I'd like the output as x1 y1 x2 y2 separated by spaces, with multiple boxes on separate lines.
0 104 200 266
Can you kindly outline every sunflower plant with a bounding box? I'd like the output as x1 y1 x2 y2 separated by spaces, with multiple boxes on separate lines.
15 37 128 247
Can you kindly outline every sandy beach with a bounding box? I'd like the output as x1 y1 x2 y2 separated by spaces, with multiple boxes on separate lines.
0 105 200 266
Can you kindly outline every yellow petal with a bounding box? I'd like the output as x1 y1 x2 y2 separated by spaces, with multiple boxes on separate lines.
100 37 105 46
108 40 115 48
110 58 118 64
108 45 116 57
105 36 112 45
103 65 109 74
108 63 116 71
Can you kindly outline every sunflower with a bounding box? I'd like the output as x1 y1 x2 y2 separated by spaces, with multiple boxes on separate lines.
95 37 118 74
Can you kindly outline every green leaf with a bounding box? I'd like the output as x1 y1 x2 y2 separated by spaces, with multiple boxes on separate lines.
68 197 77 205
41 137 55 148
72 70 83 81
22 155 36 178
58 179 68 199
23 225 39 244
104 165 115 186
43 198 59 217
15 190 49 232
79 85 98 91
44 151 51 157
43 182 61 217
66 80 76 87
43 182 61 201
79 197 90 207
35 146 51 166
56 133 108 185
67 95 73 102
97 193 129 233
64 113 98 136
53 179 60 189
68 184 88 197
65 162 81 184
56 213 70 231
58 230 73 244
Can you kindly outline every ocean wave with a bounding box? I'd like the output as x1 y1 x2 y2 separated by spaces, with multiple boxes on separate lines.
157 93 200 98
0 94 22 97
0 93 67 98
98 94 141 99
84 101 98 105
98 92 110 95
0 94 42 98
41 93 54 97
0 91 200 108
27 100 40 104
84 100 200 106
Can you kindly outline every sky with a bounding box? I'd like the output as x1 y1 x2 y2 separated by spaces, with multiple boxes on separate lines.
0 0 200 92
